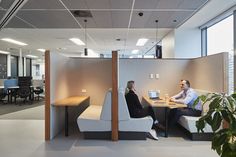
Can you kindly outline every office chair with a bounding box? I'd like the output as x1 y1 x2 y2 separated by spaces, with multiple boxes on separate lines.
17 86 31 104
33 86 44 100
0 89 7 104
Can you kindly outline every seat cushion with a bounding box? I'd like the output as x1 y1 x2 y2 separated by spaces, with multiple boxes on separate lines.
178 116 212 133
119 116 153 132
77 105 111 132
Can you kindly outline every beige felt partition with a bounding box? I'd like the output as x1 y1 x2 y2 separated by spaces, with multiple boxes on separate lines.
66 58 112 106
183 52 228 93
49 52 71 139
119 59 190 98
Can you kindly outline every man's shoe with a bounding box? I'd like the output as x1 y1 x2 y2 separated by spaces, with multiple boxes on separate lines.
148 129 159 140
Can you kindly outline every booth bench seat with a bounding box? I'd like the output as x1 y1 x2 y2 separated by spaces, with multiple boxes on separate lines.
77 105 111 132
178 89 214 140
77 89 153 140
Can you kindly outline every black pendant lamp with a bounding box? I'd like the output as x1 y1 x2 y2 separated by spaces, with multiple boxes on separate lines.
84 19 88 56
155 20 162 59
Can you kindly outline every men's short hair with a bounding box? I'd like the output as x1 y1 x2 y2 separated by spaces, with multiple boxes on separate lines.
183 80 190 87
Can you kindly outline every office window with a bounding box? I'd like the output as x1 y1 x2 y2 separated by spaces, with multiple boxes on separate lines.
11 55 18 78
207 15 233 55
207 15 234 94
0 54 7 79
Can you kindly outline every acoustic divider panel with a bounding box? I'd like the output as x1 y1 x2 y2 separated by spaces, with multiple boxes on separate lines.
119 52 229 100
183 52 229 93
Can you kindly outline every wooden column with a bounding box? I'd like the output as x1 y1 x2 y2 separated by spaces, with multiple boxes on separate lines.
112 51 118 141
45 50 50 140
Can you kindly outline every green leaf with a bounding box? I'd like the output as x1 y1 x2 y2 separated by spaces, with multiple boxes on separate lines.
212 112 222 132
231 119 236 131
231 93 236 100
221 110 231 123
193 97 200 109
229 143 236 151
221 143 236 157
209 97 221 110
212 134 228 150
196 119 205 133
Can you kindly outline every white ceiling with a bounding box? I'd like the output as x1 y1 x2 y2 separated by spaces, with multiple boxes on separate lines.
0 0 235 58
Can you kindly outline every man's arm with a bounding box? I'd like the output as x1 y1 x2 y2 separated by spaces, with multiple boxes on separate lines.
173 92 194 105
171 91 183 99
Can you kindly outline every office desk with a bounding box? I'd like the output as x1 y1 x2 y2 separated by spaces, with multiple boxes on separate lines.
142 96 187 137
53 96 90 136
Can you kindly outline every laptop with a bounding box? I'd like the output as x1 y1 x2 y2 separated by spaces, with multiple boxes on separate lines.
148 90 161 100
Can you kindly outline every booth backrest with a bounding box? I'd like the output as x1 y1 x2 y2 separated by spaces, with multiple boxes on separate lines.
100 90 112 121
118 90 130 121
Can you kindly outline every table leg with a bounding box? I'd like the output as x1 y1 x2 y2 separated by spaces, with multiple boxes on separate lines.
165 107 169 137
65 106 68 136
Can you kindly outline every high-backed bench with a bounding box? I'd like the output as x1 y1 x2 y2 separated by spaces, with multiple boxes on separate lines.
77 89 153 140
178 89 213 140
77 90 112 139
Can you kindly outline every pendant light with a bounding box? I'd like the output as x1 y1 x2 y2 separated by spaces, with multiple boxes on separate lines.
155 20 162 59
84 19 88 56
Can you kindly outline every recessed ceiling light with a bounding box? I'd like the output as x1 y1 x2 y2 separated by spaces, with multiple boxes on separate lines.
1 38 27 46
0 50 10 54
37 49 46 52
69 38 85 46
131 49 139 54
26 55 38 58
136 38 148 46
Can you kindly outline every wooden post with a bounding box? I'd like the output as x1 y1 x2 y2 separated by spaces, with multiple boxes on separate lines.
45 50 50 140
112 51 118 141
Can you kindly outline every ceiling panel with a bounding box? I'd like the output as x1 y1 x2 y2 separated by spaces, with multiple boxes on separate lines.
130 11 168 28
0 10 6 19
134 0 160 9
130 11 153 28
0 0 15 9
85 0 110 9
15 10 80 28
179 0 208 9
156 0 184 9
75 16 97 28
60 0 88 10
22 0 65 9
135 11 194 28
110 0 133 9
89 11 112 28
111 11 130 28
6 16 34 28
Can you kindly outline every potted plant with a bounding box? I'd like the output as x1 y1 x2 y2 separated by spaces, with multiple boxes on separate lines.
194 93 236 157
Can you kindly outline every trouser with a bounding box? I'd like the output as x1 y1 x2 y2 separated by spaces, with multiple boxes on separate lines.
133 106 157 126
168 107 202 127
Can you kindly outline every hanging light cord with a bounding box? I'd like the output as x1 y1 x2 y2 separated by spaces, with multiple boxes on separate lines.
84 19 87 48
155 20 158 45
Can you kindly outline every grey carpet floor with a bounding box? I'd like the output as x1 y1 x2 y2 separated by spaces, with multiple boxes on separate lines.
0 100 44 116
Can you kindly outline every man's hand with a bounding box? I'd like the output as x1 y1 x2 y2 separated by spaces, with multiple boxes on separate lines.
169 98 175 102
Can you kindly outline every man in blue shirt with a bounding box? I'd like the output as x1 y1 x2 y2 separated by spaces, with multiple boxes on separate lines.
169 80 202 127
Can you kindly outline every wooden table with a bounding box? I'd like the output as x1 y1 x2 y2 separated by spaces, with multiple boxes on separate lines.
142 96 187 137
53 96 90 136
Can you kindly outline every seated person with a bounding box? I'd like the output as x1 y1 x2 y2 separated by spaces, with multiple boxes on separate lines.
125 80 164 140
169 80 202 127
